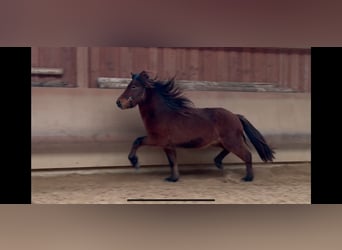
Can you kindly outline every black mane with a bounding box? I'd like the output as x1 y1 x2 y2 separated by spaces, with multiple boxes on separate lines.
152 78 194 112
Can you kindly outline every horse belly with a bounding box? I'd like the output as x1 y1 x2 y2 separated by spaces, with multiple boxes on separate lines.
168 112 216 148
173 126 219 148
175 137 220 149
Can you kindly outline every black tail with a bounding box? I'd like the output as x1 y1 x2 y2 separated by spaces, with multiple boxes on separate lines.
237 114 275 162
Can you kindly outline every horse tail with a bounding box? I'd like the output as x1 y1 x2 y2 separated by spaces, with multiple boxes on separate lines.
237 114 275 162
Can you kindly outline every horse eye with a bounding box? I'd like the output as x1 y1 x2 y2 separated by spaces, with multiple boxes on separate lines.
131 85 137 89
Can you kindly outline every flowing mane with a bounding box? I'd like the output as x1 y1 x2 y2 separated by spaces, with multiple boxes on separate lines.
151 77 194 112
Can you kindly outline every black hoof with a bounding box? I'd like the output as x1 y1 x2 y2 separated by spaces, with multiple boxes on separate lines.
214 161 223 170
128 155 139 168
165 176 179 182
242 175 254 182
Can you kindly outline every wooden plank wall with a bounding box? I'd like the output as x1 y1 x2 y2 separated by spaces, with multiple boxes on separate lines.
31 47 77 86
32 47 311 92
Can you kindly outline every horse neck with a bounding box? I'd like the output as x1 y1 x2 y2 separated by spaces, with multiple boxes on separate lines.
138 89 166 120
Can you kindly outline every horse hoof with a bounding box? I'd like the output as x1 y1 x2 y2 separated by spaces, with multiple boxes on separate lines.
165 177 179 182
128 155 139 168
215 161 223 170
242 176 254 182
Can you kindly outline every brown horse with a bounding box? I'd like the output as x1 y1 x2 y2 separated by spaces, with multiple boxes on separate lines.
116 71 275 182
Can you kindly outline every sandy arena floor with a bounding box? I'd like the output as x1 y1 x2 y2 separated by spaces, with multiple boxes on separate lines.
32 163 310 204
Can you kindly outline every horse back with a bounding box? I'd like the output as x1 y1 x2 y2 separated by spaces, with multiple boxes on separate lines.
200 107 241 126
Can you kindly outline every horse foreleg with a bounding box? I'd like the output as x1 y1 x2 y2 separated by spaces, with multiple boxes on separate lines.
163 148 179 182
128 136 147 168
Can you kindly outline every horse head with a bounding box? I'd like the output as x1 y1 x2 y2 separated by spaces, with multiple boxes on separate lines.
116 71 153 109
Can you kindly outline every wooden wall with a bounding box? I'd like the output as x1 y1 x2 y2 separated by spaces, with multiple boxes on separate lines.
31 47 311 92
31 47 77 86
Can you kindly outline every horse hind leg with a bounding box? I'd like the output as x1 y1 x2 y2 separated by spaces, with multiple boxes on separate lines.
163 148 179 182
240 152 253 181
214 149 230 169
221 140 253 181
233 146 253 181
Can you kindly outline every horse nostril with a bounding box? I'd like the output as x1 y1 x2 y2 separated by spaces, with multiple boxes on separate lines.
116 100 122 108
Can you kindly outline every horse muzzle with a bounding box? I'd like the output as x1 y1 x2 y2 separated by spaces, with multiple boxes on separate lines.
116 99 123 109
116 97 134 109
